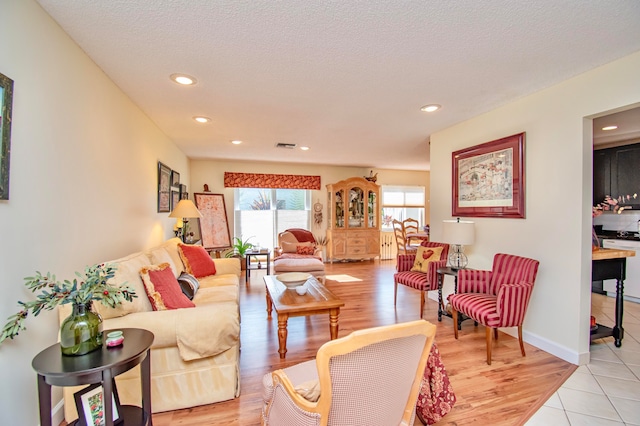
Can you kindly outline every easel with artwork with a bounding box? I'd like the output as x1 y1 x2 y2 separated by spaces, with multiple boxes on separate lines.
194 193 232 256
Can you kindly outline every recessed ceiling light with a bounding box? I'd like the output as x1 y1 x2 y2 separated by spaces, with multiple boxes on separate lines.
170 73 197 85
231 140 243 145
300 146 310 151
420 104 441 113
193 116 211 123
602 125 618 131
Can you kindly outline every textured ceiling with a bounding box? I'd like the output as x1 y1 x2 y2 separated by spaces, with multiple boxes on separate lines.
36 0 640 170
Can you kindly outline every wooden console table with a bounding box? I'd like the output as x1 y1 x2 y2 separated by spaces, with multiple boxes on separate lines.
592 248 635 347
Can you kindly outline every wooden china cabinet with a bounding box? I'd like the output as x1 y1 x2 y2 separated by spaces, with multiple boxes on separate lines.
326 177 380 263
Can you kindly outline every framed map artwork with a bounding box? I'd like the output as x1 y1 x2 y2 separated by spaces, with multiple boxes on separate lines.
452 132 525 218
194 193 232 250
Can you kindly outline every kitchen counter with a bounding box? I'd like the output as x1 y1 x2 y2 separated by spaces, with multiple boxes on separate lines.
592 247 636 260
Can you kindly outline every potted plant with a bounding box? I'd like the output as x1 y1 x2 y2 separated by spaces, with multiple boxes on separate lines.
225 236 254 270
0 263 137 356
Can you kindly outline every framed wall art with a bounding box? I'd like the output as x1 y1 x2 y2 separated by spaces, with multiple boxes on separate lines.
157 161 172 212
179 184 188 200
1 72 14 200
74 380 122 426
194 193 232 250
452 132 525 218
171 189 180 211
171 170 180 188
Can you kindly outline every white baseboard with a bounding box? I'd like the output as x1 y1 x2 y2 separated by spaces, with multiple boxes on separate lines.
51 398 65 426
427 290 587 365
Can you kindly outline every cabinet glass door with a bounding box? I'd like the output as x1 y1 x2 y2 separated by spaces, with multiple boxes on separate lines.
349 187 364 228
368 190 377 228
334 190 344 228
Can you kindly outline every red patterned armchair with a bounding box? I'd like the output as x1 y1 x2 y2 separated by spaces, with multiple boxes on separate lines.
261 320 436 426
448 253 540 365
394 241 450 319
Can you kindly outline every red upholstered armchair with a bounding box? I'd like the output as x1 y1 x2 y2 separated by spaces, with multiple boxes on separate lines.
447 253 540 365
394 241 450 318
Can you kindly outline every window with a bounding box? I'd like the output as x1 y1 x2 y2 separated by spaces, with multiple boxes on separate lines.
234 188 311 249
381 185 425 230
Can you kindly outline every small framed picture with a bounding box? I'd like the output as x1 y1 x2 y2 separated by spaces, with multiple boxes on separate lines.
171 189 180 211
171 170 181 188
74 380 122 426
179 184 188 200
158 161 172 213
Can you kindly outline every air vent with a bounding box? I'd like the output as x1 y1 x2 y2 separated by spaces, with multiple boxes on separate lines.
275 143 297 149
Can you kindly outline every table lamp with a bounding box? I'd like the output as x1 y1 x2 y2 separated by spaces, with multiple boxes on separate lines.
442 218 475 269
169 200 203 242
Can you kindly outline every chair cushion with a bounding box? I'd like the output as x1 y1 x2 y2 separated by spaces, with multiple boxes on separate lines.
140 263 196 310
394 271 434 291
177 272 200 300
282 241 315 253
410 246 443 273
448 293 500 327
178 243 217 278
296 245 316 255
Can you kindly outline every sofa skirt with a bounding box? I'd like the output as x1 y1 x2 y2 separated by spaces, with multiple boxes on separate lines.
63 343 241 422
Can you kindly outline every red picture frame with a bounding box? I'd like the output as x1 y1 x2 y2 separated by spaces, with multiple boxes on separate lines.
452 132 525 218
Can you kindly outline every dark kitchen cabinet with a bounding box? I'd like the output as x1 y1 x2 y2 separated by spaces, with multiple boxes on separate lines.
593 142 640 207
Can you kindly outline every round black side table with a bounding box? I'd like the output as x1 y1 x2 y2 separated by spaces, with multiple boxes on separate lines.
32 328 154 426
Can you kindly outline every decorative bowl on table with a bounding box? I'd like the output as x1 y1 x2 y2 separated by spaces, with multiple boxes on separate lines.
275 272 312 289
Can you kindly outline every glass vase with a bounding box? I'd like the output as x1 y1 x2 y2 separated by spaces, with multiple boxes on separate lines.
60 302 103 356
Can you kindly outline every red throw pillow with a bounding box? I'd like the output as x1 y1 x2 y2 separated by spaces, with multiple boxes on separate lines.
296 245 316 255
140 263 195 310
178 243 217 278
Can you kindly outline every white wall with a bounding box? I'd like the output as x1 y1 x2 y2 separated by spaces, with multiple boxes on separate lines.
0 1 188 424
430 51 640 365
190 159 429 244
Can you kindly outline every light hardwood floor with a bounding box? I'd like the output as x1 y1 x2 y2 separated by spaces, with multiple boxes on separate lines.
144 260 574 425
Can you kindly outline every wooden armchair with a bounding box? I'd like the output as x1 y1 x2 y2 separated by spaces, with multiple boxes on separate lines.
261 320 436 426
448 253 540 365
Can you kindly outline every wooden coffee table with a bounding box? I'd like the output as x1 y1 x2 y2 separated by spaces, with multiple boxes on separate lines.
264 275 344 359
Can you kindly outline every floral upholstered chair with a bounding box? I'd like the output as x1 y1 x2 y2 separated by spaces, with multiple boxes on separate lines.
394 241 450 318
273 228 326 281
261 320 436 426
447 253 540 365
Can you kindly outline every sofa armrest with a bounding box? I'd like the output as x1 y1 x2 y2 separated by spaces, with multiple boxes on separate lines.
213 257 241 277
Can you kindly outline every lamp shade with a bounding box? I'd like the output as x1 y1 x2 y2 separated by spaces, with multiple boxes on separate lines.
169 200 203 219
442 219 475 245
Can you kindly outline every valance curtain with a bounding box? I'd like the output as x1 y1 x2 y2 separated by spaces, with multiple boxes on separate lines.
223 172 321 190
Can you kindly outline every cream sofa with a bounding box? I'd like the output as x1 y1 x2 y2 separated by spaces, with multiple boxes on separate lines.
58 237 241 422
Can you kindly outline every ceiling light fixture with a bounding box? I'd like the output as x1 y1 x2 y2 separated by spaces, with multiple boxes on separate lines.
602 125 618 131
193 116 211 123
170 73 197 85
231 140 243 145
300 146 310 151
420 104 441 113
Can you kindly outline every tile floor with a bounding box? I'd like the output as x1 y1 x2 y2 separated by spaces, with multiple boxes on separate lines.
526 293 640 425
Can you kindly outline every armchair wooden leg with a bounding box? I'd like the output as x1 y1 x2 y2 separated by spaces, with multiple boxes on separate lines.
486 327 493 365
518 325 526 357
494 328 498 340
452 308 459 339
419 291 425 319
394 281 398 306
